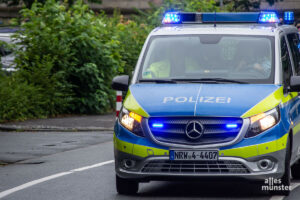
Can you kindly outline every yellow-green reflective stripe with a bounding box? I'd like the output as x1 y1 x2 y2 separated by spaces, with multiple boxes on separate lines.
219 133 288 158
132 144 169 157
123 90 149 117
219 144 258 158
114 134 168 157
241 87 298 118
293 123 300 135
282 92 298 104
241 87 282 118
113 134 134 154
276 133 288 151
114 133 287 159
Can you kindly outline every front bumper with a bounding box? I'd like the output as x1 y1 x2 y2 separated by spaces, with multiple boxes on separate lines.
114 117 288 182
115 148 286 182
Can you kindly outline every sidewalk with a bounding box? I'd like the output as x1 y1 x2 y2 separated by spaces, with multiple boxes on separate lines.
0 114 115 132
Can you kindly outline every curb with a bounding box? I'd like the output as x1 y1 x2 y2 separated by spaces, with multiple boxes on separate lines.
0 125 113 132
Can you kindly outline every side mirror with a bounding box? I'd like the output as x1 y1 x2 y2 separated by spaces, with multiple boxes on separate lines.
290 76 300 92
112 75 129 91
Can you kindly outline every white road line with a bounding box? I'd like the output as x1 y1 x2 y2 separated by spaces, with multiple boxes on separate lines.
270 196 285 200
291 182 300 190
0 160 114 199
269 182 300 200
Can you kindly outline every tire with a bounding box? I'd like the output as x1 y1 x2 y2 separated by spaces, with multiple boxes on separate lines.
269 137 291 196
291 161 300 179
116 175 139 195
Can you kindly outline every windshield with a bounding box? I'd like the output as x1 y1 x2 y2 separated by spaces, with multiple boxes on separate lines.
138 35 274 84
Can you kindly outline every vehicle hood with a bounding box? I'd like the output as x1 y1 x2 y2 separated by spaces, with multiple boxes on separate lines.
126 84 281 117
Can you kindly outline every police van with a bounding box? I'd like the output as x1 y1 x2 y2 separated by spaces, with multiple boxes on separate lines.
112 11 300 196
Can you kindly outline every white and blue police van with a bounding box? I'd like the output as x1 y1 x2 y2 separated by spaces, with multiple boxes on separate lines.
112 11 300 196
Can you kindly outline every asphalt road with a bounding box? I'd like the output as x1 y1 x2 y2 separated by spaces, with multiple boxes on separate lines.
0 131 300 200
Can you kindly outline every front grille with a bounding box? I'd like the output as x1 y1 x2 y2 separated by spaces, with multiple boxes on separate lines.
148 117 243 145
141 160 250 174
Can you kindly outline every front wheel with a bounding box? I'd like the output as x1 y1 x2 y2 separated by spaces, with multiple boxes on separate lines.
116 175 139 195
291 160 300 179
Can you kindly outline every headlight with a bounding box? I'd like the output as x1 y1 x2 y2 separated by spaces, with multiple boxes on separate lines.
119 108 144 137
245 107 280 138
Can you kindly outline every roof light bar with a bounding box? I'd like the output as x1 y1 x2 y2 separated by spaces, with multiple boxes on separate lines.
162 12 181 24
284 11 294 24
258 11 279 23
162 11 281 25
202 12 259 23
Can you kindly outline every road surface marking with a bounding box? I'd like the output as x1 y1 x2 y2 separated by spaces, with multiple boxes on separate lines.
269 182 300 200
0 160 114 199
270 196 285 200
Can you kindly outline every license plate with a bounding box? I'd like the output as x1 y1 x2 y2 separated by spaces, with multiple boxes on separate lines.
169 150 219 161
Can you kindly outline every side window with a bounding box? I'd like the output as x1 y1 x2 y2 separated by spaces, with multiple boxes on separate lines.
281 36 293 89
287 33 300 75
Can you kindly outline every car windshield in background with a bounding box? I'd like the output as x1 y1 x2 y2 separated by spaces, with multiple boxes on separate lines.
139 35 275 84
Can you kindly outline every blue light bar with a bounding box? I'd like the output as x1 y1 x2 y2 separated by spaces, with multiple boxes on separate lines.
284 11 294 24
258 11 279 23
202 12 259 23
226 124 238 129
152 123 164 128
162 12 181 24
162 11 281 25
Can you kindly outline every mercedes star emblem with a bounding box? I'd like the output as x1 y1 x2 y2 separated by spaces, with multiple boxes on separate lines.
185 120 204 140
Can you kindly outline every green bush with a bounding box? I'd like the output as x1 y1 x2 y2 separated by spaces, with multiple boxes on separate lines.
13 0 123 114
0 74 42 122
103 12 151 76
0 56 70 122
2 0 152 121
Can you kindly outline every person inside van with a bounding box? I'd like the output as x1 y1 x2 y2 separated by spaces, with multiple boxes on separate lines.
234 40 271 77
142 39 200 78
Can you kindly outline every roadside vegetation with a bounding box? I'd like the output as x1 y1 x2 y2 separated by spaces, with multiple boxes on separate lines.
0 0 274 122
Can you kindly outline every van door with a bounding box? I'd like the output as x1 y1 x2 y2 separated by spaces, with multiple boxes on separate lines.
286 33 300 160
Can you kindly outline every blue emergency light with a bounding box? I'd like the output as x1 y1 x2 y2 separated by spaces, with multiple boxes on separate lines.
284 11 295 24
258 11 279 23
162 13 181 24
152 123 164 128
226 124 238 129
162 11 284 25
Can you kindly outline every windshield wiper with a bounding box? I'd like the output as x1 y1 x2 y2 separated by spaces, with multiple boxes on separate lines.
139 78 248 84
139 79 177 84
179 78 248 84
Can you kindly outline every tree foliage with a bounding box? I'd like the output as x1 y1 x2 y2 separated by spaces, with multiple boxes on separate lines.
222 0 284 11
0 0 150 121
13 0 124 114
265 0 284 6
0 0 101 8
